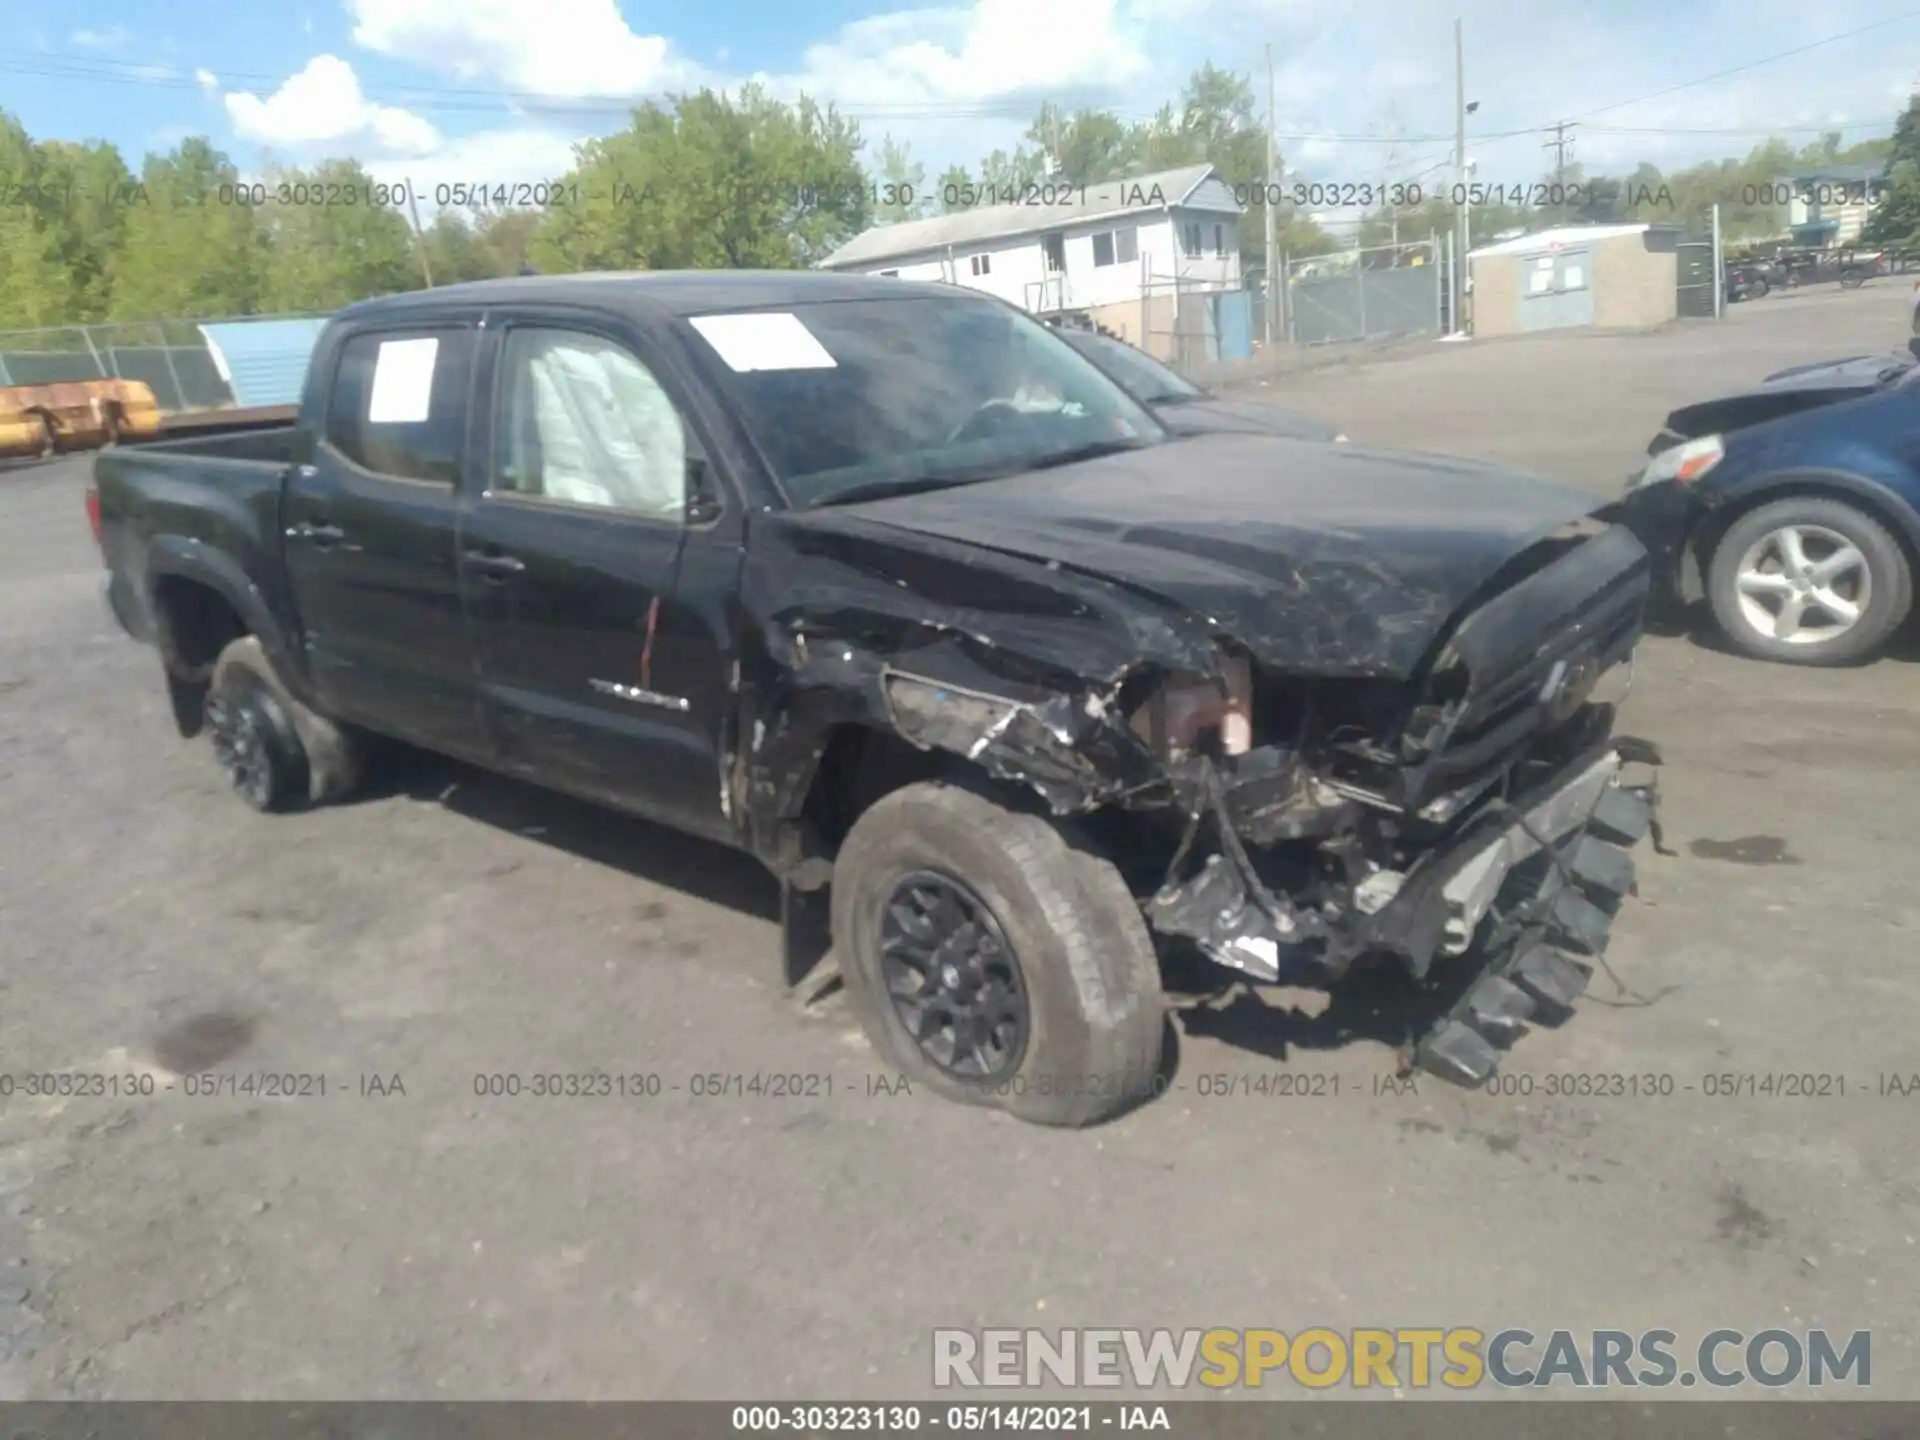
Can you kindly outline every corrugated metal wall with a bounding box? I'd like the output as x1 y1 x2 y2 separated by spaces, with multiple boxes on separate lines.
197 319 331 409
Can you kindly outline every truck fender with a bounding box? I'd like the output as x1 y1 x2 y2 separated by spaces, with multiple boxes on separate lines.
145 535 298 683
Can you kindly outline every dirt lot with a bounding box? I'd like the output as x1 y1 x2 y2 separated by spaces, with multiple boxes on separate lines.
2 282 1919 1402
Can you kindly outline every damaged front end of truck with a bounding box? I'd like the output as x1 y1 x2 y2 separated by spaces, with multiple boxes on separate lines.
744 506 1663 1088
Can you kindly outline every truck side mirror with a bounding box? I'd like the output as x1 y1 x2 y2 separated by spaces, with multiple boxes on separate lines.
685 455 722 525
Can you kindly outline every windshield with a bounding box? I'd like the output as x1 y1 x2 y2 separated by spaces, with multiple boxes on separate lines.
681 295 1167 507
1063 329 1205 404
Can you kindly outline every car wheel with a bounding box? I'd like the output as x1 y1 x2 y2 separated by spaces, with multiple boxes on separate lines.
205 641 310 811
1751 276 1769 299
1706 497 1913 665
205 636 367 807
831 781 1166 1127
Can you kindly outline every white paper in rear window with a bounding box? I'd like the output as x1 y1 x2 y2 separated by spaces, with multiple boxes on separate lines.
368 337 439 423
688 313 837 372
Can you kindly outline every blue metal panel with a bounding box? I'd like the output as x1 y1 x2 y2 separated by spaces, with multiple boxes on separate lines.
197 318 330 409
1213 290 1253 360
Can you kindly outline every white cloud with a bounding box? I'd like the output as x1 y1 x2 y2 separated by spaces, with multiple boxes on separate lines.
347 0 679 98
195 68 220 90
783 0 1148 106
70 25 131 51
225 54 442 154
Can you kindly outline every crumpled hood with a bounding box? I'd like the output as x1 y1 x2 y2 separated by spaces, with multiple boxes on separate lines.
834 433 1608 677
1154 396 1340 441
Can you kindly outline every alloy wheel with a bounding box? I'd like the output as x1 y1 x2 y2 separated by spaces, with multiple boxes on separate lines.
1733 523 1871 646
878 870 1031 1083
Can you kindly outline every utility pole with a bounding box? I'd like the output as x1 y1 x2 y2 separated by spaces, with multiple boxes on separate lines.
1266 43 1279 347
404 182 435 288
1453 18 1467 335
1543 120 1577 189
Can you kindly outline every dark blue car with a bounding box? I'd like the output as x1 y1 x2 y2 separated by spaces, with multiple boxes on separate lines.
1611 349 1920 665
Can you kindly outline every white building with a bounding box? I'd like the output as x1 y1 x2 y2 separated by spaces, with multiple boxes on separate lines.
816 163 1245 346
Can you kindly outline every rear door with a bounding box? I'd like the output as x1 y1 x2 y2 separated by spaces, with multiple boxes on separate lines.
282 318 491 759
457 308 746 841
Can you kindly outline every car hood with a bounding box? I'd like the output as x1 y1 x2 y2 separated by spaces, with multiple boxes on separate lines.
820 433 1610 678
1664 353 1912 439
1152 396 1340 441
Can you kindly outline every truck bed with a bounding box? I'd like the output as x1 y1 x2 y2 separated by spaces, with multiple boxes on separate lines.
127 421 299 467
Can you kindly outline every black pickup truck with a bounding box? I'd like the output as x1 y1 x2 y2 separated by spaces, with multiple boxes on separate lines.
92 271 1661 1126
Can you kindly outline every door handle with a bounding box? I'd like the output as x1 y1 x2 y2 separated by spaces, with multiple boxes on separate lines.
290 521 346 546
463 549 526 580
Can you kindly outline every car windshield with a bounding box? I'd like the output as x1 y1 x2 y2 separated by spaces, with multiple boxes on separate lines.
680 295 1168 508
1064 330 1206 404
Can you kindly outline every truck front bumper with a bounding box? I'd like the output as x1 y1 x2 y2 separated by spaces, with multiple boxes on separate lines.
1412 750 1657 1086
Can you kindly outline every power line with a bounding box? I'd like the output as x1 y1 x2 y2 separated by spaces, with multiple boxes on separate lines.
1558 10 1920 124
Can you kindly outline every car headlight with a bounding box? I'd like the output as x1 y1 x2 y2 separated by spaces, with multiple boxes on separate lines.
1628 433 1723 491
1332 432 1350 443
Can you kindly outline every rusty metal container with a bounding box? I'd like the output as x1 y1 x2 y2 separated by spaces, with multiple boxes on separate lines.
0 379 164 458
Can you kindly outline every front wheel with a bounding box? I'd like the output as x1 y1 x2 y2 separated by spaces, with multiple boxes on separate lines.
831 781 1166 1127
1706 497 1912 665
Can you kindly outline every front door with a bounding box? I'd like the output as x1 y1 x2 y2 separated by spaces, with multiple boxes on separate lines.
1519 248 1595 331
282 321 490 759
459 316 743 840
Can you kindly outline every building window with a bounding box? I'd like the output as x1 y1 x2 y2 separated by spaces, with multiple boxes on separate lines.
969 253 992 276
1213 223 1225 255
1116 226 1138 264
1092 232 1115 267
1042 234 1065 272
1181 222 1202 254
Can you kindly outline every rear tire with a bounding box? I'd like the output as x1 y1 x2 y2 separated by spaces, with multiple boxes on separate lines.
1706 496 1912 665
831 781 1166 1127
205 636 367 807
205 642 309 812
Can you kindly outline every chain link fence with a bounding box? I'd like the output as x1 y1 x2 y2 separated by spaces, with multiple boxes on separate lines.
0 315 323 414
1285 240 1443 346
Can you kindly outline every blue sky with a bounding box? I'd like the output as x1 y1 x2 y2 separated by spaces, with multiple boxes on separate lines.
8 0 1920 222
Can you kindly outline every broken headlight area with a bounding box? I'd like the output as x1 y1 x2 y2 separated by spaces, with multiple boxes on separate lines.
1138 654 1646 994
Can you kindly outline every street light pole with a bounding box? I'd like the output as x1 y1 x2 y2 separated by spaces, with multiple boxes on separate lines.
1266 42 1279 347
1453 17 1467 335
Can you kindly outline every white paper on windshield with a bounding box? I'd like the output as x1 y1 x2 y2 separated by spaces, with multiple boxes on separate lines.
368 337 439 423
688 312 837 372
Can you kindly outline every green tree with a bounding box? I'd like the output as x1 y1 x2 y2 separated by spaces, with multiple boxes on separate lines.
873 134 930 222
107 138 268 320
0 113 68 329
1863 97 1920 247
257 158 417 310
34 138 136 320
532 85 869 272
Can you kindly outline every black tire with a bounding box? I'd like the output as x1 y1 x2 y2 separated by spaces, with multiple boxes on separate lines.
205 641 309 812
1705 496 1912 665
831 781 1166 1127
1750 276 1769 299
205 636 367 806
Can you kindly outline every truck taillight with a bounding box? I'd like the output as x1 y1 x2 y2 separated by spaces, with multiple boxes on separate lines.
84 487 102 547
